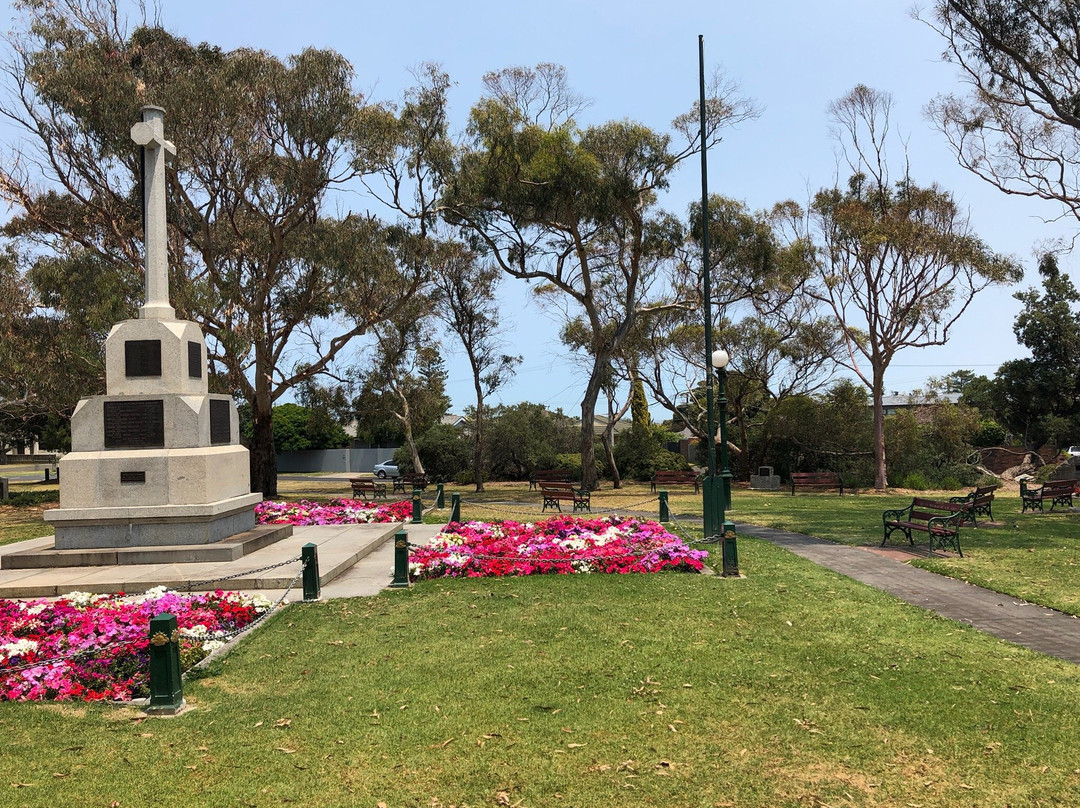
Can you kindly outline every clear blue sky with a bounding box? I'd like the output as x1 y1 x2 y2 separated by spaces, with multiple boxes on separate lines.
5 0 1076 416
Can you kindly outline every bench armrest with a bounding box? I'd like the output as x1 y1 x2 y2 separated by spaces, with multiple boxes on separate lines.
882 506 911 522
948 492 974 504
926 514 960 532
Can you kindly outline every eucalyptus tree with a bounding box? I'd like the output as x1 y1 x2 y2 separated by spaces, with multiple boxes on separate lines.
351 299 450 476
923 1 1080 223
0 1 429 496
810 86 1022 489
445 64 757 489
431 241 521 491
634 195 837 471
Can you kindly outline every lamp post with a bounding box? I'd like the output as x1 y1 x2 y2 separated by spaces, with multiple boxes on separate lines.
713 350 738 576
697 35 738 577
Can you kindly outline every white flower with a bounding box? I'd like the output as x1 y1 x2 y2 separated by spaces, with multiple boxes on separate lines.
63 591 107 607
201 639 227 653
23 603 48 616
180 625 209 639
0 638 39 661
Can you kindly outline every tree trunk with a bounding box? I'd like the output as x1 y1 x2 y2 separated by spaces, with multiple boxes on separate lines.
473 379 485 492
579 367 606 490
872 370 887 490
603 428 621 489
250 400 277 498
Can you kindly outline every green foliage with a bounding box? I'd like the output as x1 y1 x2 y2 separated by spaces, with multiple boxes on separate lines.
970 419 1007 447
393 424 471 482
270 403 351 453
900 471 931 491
240 403 350 453
485 403 578 480
614 423 689 482
983 255 1080 449
3 490 60 507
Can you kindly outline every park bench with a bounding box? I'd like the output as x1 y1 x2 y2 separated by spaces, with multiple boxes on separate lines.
790 471 844 496
529 469 572 490
349 477 387 500
540 481 591 513
393 473 429 494
1020 479 1076 513
881 497 965 556
948 484 998 526
650 470 700 493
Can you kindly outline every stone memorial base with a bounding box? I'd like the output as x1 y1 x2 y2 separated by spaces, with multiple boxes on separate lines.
45 493 263 550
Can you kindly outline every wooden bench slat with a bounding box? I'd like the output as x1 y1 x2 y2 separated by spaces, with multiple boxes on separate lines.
539 481 591 513
1021 479 1076 513
791 472 844 496
882 496 963 555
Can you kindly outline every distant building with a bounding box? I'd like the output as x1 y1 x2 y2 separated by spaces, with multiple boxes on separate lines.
880 392 961 417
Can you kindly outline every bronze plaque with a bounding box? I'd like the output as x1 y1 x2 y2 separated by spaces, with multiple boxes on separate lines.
103 400 165 448
188 341 203 379
125 340 161 377
209 399 231 445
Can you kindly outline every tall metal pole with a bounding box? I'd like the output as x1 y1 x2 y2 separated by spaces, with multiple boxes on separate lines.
698 35 720 541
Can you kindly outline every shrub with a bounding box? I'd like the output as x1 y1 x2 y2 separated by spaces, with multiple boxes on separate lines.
901 471 931 491
4 490 59 507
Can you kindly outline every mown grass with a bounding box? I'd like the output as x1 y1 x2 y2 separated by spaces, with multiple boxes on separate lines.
4 542 1080 807
724 487 1080 618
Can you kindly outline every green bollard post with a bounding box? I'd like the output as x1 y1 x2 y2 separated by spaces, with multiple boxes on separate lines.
146 613 183 715
390 530 410 588
412 487 423 524
659 490 670 522
450 492 461 523
302 543 321 601
722 528 739 577
435 483 445 509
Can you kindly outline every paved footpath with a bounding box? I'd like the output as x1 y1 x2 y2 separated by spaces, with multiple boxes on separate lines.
735 522 1080 665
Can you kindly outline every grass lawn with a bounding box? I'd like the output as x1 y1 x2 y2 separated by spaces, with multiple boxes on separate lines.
4 542 1080 807
722 487 1080 618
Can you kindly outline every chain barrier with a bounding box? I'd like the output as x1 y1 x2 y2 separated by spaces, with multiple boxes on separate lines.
187 554 303 589
208 560 307 643
589 495 661 515
2 635 140 675
668 511 725 545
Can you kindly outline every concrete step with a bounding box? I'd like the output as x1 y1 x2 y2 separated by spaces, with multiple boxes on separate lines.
1 525 294 569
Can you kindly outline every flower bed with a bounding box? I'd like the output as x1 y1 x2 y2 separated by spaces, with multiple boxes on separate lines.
409 516 707 580
255 498 412 526
0 588 271 702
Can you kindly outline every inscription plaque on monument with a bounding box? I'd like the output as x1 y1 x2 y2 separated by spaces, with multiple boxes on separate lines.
120 471 146 484
209 399 231 445
125 340 162 377
103 400 165 448
188 341 202 379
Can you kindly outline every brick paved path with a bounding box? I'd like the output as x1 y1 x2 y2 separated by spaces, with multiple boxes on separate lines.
736 523 1080 665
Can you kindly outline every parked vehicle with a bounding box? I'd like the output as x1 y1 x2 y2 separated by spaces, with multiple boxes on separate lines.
1066 446 1080 460
373 460 399 478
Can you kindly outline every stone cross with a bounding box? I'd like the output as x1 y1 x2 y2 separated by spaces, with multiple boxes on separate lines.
131 106 176 320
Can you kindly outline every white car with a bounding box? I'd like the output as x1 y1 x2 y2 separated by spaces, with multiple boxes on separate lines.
373 460 399 478
1067 446 1080 460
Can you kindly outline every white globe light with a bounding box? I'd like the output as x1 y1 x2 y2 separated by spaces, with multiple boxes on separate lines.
711 349 730 369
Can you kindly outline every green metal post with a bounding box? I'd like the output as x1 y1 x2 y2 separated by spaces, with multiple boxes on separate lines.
697 35 719 542
436 483 445 509
722 534 739 577
390 530 410 588
411 487 423 524
659 490 670 522
302 542 320 601
450 493 461 523
146 612 183 715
